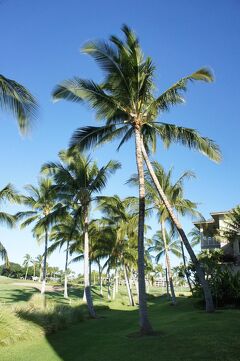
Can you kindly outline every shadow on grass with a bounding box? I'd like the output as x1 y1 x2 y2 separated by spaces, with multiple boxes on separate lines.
0 287 37 304
16 294 210 361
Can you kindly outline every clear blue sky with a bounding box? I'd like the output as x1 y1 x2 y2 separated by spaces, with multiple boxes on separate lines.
0 0 239 272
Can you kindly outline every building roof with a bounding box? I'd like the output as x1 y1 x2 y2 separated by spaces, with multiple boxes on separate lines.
193 210 229 229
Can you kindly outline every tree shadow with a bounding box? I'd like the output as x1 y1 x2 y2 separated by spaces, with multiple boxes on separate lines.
15 294 199 361
0 287 37 304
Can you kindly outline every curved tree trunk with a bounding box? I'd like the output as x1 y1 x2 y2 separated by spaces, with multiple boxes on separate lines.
161 220 176 305
64 240 69 299
180 241 193 294
123 264 134 306
25 266 29 280
41 227 48 295
83 207 96 318
134 127 153 334
141 141 214 312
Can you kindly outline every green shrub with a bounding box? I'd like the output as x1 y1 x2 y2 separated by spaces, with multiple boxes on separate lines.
15 294 84 334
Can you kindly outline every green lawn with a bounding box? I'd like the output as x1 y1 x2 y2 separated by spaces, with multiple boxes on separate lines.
0 277 240 361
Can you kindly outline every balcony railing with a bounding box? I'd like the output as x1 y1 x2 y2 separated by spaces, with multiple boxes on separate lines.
201 236 220 249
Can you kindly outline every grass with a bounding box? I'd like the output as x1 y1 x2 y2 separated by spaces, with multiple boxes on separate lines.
1 277 240 360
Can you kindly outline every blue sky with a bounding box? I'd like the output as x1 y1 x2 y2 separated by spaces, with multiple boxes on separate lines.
0 0 239 272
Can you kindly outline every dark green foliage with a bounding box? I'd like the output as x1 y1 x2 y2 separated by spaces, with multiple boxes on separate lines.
0 262 25 278
188 250 240 307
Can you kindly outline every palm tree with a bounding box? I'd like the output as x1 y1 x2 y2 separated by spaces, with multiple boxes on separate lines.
42 149 120 317
217 205 240 244
0 74 38 135
49 214 81 298
52 25 220 330
129 162 201 293
35 254 43 282
23 254 32 280
149 230 182 304
16 178 62 294
0 184 20 268
97 195 144 306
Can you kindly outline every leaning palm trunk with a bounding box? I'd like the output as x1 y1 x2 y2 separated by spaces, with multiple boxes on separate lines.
180 241 193 293
141 142 214 312
64 240 69 299
123 264 134 306
83 208 96 318
134 127 153 334
41 227 48 294
161 221 176 305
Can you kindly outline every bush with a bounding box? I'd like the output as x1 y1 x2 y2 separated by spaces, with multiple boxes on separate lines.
15 294 84 334
188 250 240 307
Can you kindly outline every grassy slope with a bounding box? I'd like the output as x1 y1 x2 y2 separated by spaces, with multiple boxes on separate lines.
1 278 240 361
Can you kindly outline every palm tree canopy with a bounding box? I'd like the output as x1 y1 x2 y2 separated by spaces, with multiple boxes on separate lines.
0 184 20 228
218 206 240 244
53 25 221 163
0 74 38 135
41 149 121 209
16 178 63 241
149 229 182 263
128 162 201 229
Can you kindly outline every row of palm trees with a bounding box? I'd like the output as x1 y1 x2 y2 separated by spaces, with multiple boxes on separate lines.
1 25 222 334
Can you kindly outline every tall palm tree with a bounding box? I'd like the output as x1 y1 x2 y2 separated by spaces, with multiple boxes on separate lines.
16 178 62 294
23 253 32 280
129 162 201 293
52 25 220 330
0 74 38 135
149 230 182 304
42 149 120 317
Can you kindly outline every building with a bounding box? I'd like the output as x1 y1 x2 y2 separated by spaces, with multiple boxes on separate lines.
193 211 240 260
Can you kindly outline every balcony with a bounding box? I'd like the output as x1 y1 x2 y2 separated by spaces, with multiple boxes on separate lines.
201 236 221 249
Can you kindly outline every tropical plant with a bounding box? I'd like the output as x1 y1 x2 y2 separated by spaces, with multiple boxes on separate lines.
149 229 181 304
49 214 81 298
41 149 120 317
218 206 240 244
0 184 20 267
129 162 201 294
23 254 32 280
16 178 63 294
52 25 220 330
0 74 38 134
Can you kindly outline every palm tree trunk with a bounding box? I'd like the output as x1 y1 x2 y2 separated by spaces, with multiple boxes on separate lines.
141 141 214 313
112 269 117 300
33 263 36 278
83 207 96 318
107 270 111 300
134 126 153 334
98 263 103 297
115 268 119 294
180 241 193 293
25 266 29 280
165 267 170 300
41 227 48 295
161 220 176 305
64 240 69 299
123 264 134 306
